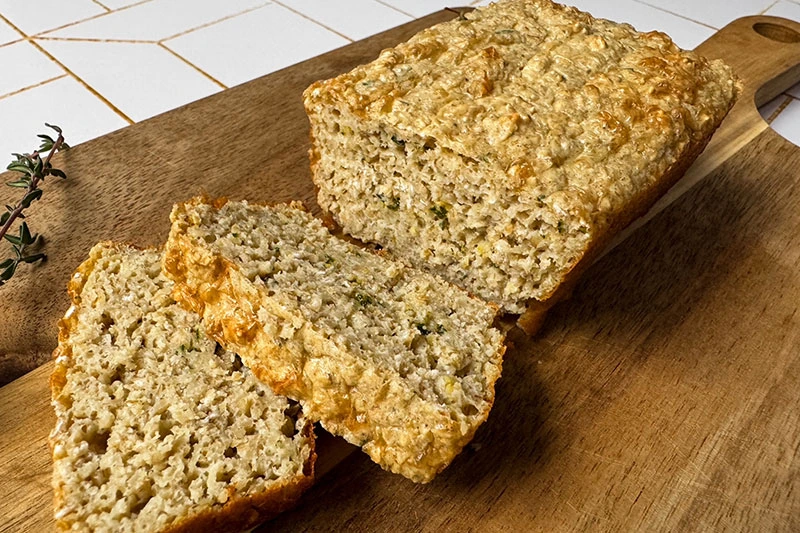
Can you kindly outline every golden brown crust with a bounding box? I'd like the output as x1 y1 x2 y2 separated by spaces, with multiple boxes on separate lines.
51 241 316 532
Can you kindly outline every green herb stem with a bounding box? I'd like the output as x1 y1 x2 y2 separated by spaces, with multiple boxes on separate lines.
0 129 64 243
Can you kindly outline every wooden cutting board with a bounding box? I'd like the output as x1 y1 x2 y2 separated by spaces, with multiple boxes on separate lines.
2 10 800 532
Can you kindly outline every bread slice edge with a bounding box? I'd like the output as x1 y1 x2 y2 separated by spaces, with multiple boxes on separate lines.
49 241 316 533
163 197 505 483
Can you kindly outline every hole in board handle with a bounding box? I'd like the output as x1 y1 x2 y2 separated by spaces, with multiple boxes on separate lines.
753 22 800 43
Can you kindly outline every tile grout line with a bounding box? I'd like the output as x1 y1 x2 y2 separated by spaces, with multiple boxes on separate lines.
34 0 156 38
1 1 277 120
372 0 416 18
89 0 112 12
2 1 291 124
762 0 780 14
271 1 354 42
0 12 26 49
37 36 156 44
0 38 24 49
29 40 135 124
0 74 68 102
160 3 271 43
0 13 134 125
35 3 272 47
631 0 720 31
157 42 228 90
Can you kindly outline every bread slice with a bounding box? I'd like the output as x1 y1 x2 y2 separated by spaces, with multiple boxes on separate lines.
303 0 740 328
163 197 505 483
50 243 315 532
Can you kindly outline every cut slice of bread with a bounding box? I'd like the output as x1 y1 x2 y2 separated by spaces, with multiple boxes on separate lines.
50 243 315 532
163 197 506 483
303 0 739 326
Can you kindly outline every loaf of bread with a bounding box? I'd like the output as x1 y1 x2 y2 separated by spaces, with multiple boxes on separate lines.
303 0 739 329
50 243 315 532
163 197 505 483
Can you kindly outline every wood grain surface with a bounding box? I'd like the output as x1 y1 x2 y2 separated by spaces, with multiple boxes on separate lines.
2 10 800 533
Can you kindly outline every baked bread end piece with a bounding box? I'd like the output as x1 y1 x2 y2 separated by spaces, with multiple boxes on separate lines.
50 242 315 532
303 0 740 324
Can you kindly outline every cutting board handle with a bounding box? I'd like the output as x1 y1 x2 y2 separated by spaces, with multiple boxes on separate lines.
685 15 800 178
688 15 800 182
606 15 800 254
700 15 800 107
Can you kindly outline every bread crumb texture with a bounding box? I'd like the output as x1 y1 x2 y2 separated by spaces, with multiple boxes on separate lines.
50 243 314 533
303 0 739 313
164 198 505 483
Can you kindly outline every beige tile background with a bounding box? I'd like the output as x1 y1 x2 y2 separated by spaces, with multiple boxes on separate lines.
0 0 799 158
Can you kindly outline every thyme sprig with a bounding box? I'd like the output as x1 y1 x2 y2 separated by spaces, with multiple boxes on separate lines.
0 123 69 286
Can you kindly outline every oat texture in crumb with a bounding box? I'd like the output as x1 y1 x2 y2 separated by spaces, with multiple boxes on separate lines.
50 243 315 533
303 0 740 317
163 197 506 483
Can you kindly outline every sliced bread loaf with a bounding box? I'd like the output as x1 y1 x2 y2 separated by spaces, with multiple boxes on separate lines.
163 197 506 483
303 0 739 327
50 243 315 532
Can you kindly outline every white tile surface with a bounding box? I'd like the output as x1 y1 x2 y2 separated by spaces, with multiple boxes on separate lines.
0 16 20 45
37 39 221 121
377 0 459 18
164 4 348 87
0 41 63 98
638 0 775 29
770 98 800 147
279 0 411 41
48 0 266 41
98 0 149 9
758 94 791 123
0 0 104 36
764 0 800 21
0 76 128 159
565 0 716 49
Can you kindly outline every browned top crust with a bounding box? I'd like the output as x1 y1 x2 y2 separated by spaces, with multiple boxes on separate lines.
304 0 739 225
